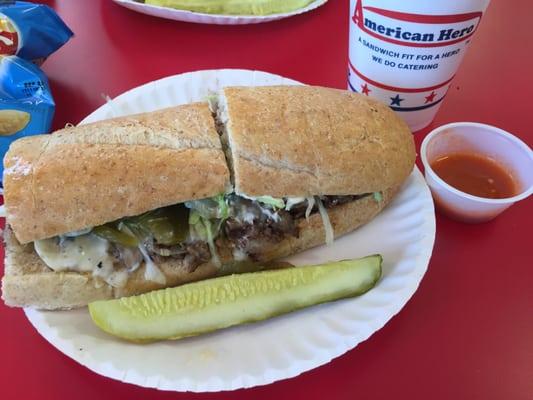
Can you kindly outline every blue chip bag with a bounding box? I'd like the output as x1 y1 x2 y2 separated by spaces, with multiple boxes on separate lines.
0 1 73 185
0 55 54 181
0 1 73 63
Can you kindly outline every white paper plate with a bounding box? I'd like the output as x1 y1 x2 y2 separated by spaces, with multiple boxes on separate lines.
112 0 328 25
25 69 435 392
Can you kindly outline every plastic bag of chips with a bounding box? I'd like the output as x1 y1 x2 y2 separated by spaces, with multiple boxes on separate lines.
0 1 73 183
0 0 73 64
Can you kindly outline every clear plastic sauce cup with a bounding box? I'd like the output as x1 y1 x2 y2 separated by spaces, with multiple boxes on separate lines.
421 122 533 223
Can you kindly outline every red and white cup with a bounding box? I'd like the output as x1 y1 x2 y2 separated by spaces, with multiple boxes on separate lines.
348 0 491 132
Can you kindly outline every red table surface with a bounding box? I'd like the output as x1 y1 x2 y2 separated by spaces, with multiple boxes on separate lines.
1 0 532 399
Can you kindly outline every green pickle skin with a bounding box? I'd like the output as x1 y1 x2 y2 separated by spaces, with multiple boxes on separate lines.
92 204 189 247
144 0 315 16
92 225 139 247
131 204 189 245
89 255 383 342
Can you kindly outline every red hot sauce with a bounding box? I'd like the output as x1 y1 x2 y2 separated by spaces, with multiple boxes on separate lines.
430 153 518 199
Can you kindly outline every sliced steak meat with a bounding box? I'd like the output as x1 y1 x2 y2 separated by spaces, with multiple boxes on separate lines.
145 240 210 272
111 244 143 272
288 194 371 219
110 194 370 273
145 241 187 257
182 241 211 271
223 195 298 258
319 194 370 208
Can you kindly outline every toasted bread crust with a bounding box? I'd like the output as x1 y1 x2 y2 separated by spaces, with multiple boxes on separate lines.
220 86 415 197
1 186 398 310
3 104 231 244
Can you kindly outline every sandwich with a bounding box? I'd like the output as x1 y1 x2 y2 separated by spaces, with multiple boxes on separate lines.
1 85 415 310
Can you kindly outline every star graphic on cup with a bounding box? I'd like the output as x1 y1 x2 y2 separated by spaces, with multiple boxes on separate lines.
390 94 404 106
424 91 437 104
361 83 371 96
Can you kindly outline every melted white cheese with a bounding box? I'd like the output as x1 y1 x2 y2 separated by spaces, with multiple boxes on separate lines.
35 233 167 287
34 235 121 285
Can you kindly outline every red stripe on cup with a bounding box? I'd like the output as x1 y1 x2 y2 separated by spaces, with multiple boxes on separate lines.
349 61 454 93
363 7 482 24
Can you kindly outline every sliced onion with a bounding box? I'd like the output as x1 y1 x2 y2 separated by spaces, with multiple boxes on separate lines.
138 242 166 284
305 197 315 220
315 197 334 246
202 218 221 267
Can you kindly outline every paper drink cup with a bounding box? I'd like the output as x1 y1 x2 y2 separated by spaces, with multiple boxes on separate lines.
348 0 491 131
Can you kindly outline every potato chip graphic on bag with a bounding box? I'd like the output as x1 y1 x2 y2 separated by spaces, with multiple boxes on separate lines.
0 56 55 182
0 17 19 56
0 109 29 136
0 2 72 63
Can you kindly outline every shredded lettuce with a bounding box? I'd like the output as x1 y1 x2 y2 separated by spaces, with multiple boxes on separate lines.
188 210 207 240
215 194 230 219
188 213 221 267
185 194 229 220
315 197 334 246
185 194 230 267
256 196 285 209
373 192 383 203
206 92 218 112
239 194 285 209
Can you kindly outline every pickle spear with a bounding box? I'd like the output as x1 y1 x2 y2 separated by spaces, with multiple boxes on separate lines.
89 255 382 342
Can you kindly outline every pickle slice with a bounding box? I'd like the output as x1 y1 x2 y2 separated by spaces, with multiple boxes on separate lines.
89 255 382 342
126 204 189 245
92 224 139 247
